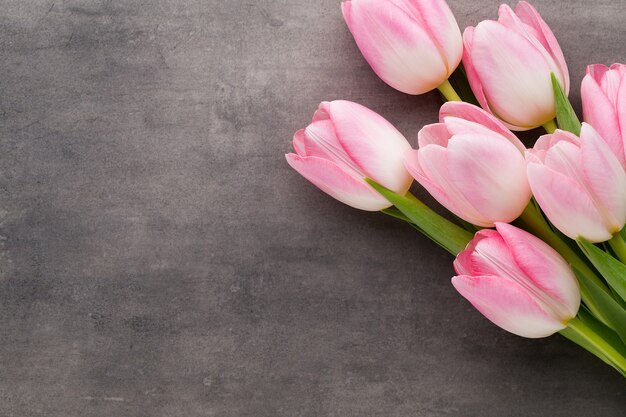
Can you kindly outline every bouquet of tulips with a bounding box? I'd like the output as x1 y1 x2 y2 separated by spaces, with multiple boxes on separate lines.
285 0 626 377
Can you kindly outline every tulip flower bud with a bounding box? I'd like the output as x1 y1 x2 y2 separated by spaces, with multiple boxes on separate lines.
404 102 531 227
581 63 626 168
286 100 413 211
341 0 463 95
453 223 580 338
463 1 569 130
526 124 626 243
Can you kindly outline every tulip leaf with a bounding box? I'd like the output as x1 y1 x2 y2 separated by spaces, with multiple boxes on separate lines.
551 72 581 135
561 307 626 377
381 207 413 223
572 266 626 347
367 179 473 255
577 238 626 303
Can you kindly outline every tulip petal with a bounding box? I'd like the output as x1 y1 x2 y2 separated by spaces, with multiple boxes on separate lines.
512 1 569 93
586 64 610 85
409 146 488 226
329 100 412 193
495 222 580 318
391 0 463 74
542 139 583 179
443 117 526 154
342 0 448 94
447 134 530 223
617 69 626 164
285 154 390 211
404 148 463 218
471 20 557 129
312 101 331 122
453 229 499 276
293 129 307 156
462 26 492 115
302 119 365 179
580 124 626 232
439 102 524 151
464 229 526 279
527 163 611 242
581 73 624 166
536 130 579 151
417 123 451 147
452 274 567 338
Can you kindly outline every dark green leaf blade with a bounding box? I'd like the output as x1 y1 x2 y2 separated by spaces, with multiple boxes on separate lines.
367 179 473 255
577 238 626 303
573 266 626 346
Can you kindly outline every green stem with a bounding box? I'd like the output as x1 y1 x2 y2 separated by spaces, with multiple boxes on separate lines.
542 119 558 134
608 232 626 264
518 203 611 325
437 79 462 102
564 317 626 376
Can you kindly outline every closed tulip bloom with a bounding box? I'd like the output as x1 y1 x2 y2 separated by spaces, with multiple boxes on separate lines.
404 102 531 227
463 1 569 130
526 124 626 243
452 223 580 338
342 0 463 95
286 100 413 211
581 63 626 168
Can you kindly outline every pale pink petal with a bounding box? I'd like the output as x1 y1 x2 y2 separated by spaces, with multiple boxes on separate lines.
610 63 626 76
342 0 447 94
527 163 612 242
462 26 492 114
452 274 567 338
447 134 531 223
542 139 583 178
329 100 413 193
442 117 525 153
312 101 331 122
303 119 364 178
599 67 624 104
616 69 626 164
495 222 580 319
407 146 488 226
581 73 624 166
471 20 557 129
513 1 569 93
391 0 463 75
453 229 500 275
527 130 579 163
404 148 465 222
417 123 451 148
464 230 526 279
579 123 626 232
525 148 544 165
292 129 307 156
439 101 523 151
586 64 610 80
285 154 390 211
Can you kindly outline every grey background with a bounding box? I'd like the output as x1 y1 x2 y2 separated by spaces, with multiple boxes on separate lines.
0 0 624 416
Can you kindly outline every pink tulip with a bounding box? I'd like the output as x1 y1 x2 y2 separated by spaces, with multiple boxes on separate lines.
581 63 626 168
453 222 580 338
404 102 531 227
286 100 413 211
526 124 626 243
463 1 569 130
341 0 463 95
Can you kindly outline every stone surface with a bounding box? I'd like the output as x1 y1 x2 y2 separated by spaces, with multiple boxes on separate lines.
0 1 624 416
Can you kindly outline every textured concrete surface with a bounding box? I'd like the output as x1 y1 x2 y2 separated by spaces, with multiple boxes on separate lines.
0 0 624 416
